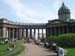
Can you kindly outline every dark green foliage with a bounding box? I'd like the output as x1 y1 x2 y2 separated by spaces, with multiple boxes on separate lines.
47 33 75 47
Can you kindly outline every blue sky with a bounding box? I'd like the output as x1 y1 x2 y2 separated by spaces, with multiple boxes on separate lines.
0 0 75 23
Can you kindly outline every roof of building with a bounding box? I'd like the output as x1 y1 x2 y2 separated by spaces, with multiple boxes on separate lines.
58 3 70 15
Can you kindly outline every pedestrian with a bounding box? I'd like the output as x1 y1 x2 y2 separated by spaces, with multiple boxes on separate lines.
57 47 67 56
52 43 57 52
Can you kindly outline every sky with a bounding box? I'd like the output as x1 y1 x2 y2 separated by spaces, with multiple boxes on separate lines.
0 0 75 23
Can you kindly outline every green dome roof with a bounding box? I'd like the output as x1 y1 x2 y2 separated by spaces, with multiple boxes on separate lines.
58 3 70 15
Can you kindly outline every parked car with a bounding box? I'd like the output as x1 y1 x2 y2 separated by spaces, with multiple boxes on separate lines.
35 39 41 45
39 42 44 47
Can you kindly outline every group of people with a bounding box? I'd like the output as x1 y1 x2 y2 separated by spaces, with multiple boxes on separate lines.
44 42 67 56
26 38 67 56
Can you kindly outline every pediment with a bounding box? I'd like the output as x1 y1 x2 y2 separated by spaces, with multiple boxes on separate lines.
48 20 65 25
51 21 63 24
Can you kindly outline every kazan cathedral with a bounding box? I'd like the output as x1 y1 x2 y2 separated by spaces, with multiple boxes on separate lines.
46 3 75 37
0 3 75 40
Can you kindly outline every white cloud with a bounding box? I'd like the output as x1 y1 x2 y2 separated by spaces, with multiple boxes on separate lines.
3 0 57 23
4 0 39 22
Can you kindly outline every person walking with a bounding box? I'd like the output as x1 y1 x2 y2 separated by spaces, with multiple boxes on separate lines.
57 47 67 56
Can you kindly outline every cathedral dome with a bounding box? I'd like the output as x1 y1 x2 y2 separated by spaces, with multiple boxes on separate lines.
58 3 70 15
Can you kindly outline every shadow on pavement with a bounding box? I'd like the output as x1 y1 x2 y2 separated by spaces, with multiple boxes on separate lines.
44 55 56 56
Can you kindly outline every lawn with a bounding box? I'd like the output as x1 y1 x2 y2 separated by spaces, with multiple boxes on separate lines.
13 45 25 56
0 40 25 56
0 44 8 55
65 48 75 56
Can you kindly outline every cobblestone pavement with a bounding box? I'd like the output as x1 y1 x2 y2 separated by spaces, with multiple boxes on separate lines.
19 43 56 56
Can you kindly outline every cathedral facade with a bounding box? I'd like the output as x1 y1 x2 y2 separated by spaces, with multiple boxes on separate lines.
46 3 75 37
0 3 75 40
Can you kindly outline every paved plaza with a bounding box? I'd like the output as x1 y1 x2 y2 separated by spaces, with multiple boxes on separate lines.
19 43 56 56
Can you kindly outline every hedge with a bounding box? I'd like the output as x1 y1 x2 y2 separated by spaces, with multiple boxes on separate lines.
47 33 75 47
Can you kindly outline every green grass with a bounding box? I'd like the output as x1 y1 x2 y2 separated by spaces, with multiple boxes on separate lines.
13 45 25 56
12 40 25 56
65 48 75 56
0 44 8 55
0 40 25 56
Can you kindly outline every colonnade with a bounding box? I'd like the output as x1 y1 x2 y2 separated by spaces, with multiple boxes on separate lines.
7 28 46 41
1 25 75 41
46 26 75 36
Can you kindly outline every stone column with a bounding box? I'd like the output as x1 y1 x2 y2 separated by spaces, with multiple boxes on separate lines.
24 29 26 38
6 28 8 38
66 26 69 33
46 28 48 37
18 28 22 39
62 26 64 34
56 27 59 35
38 29 40 39
17 28 20 39
72 26 75 33
46 28 50 37
42 28 44 39
26 28 28 38
8 28 10 40
73 26 75 33
59 26 61 34
34 29 36 40
19 29 21 39
0 28 2 37
14 28 16 39
64 26 67 33
12 28 15 41
46 28 47 38
30 28 32 39
54 27 56 35
58 27 60 35
59 26 62 34
26 28 29 42
52 27 54 35
20 28 22 39
2 27 7 38
44 29 46 38
45 28 47 38
50 27 52 36
16 28 18 40
72 26 73 33
22 28 24 38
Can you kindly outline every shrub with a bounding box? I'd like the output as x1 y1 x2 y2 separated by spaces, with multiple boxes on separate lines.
47 33 75 47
